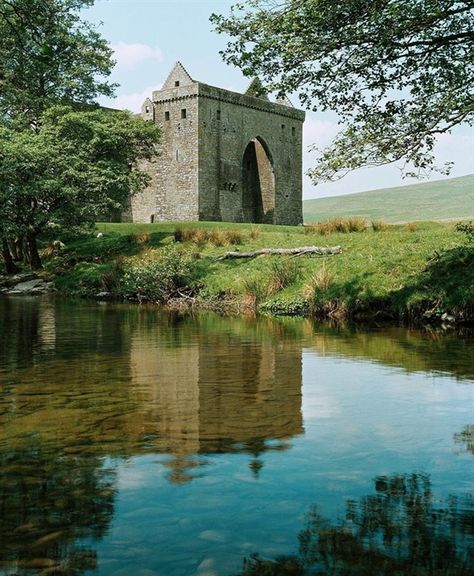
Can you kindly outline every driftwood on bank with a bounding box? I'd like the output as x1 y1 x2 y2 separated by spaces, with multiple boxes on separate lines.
218 245 342 260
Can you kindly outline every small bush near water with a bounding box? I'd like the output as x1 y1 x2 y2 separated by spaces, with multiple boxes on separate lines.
119 245 196 303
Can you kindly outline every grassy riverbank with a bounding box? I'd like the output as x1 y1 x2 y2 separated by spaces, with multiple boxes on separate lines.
35 219 474 324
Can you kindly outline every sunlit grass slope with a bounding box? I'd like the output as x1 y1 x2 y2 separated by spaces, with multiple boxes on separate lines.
304 174 474 224
46 219 473 323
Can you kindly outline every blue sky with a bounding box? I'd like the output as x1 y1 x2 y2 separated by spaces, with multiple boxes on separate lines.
85 0 474 199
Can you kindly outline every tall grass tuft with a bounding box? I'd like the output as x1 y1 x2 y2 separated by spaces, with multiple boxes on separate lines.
174 227 242 246
304 263 334 300
305 218 367 235
101 258 124 292
268 258 300 294
371 220 389 232
249 225 261 240
129 232 150 245
241 275 268 311
406 222 418 232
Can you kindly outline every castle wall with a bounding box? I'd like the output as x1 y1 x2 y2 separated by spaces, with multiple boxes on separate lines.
197 84 304 225
128 64 305 225
152 86 200 222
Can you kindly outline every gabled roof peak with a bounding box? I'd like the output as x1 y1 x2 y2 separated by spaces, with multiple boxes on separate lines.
162 61 194 90
245 77 269 100
275 93 294 108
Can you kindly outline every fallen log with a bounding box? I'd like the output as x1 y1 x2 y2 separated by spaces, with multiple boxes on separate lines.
218 245 342 260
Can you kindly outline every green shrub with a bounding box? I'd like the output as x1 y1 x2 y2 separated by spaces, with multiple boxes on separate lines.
455 221 474 243
120 245 196 303
261 297 309 316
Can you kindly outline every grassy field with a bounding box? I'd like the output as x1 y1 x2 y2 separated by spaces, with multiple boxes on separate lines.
43 219 474 324
304 174 474 224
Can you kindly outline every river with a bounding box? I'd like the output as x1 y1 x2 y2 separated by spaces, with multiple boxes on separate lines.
0 297 472 575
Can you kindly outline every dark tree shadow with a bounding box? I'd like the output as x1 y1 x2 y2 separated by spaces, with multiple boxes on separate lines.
393 245 474 322
0 440 116 575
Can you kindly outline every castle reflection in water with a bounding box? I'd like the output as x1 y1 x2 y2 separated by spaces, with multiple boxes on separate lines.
0 299 304 483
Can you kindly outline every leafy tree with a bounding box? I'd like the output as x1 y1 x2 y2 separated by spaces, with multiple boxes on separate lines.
0 106 160 269
211 1 474 182
0 0 115 127
0 1 160 272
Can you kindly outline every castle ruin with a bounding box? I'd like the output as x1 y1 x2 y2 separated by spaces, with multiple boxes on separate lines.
125 62 305 225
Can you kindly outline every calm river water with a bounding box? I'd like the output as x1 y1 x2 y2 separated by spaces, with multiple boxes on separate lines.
0 297 472 575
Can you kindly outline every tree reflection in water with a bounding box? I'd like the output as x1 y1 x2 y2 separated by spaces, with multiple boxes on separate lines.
237 473 473 576
0 439 116 575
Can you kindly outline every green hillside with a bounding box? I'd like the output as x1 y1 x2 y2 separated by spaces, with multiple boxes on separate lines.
304 174 474 224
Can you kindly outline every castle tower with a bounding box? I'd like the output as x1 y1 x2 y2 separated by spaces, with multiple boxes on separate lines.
128 62 305 225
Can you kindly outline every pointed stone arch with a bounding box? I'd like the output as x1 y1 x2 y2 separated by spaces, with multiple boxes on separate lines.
242 137 275 224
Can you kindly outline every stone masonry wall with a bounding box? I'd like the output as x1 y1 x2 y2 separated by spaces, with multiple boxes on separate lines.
128 63 305 225
197 84 304 225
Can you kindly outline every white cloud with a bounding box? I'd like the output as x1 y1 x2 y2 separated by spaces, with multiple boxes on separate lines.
303 114 339 151
112 41 164 72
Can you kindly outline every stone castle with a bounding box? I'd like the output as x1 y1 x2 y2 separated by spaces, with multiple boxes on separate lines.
124 62 305 225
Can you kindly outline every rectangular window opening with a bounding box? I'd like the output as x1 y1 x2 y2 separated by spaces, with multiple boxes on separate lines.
165 111 170 121
292 126 296 136
175 81 180 87
217 110 221 120
181 108 187 119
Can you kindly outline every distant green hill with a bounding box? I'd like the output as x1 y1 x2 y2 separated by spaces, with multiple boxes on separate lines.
303 174 474 224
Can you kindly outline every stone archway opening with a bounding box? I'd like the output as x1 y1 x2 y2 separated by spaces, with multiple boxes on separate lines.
242 137 275 223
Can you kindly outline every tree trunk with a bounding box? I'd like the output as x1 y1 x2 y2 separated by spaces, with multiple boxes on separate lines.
218 245 342 260
1 237 19 274
26 232 42 270
11 236 23 261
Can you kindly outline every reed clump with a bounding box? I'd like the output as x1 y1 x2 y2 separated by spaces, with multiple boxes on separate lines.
304 264 335 300
371 220 389 232
129 232 150 245
241 276 268 311
174 227 242 246
305 217 368 235
268 258 300 294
